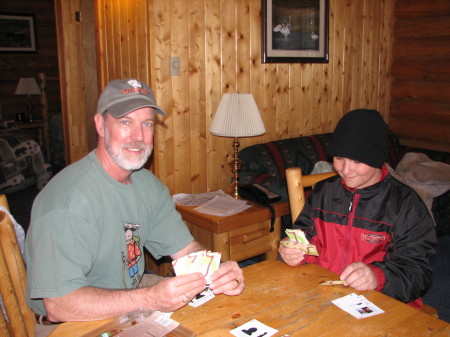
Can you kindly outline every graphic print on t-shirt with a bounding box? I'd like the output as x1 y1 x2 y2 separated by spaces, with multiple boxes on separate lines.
123 222 142 288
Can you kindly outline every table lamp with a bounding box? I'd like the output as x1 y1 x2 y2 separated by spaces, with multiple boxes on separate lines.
210 93 266 198
15 77 41 122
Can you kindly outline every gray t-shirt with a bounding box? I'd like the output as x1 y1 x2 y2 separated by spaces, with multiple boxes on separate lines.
25 151 193 315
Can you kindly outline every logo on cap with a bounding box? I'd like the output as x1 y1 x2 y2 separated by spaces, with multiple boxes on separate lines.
121 79 150 96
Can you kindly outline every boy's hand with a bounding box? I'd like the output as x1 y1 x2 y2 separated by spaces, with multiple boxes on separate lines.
340 262 377 291
279 238 306 266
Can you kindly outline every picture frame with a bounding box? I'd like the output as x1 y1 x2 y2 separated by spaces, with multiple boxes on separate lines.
0 13 38 53
262 0 329 63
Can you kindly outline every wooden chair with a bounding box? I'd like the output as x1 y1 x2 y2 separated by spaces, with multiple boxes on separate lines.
285 167 337 223
284 169 438 318
0 194 36 336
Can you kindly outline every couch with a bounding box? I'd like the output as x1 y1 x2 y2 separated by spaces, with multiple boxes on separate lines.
238 132 450 237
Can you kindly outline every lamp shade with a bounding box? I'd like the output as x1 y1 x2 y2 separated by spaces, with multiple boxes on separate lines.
15 77 41 96
210 93 266 138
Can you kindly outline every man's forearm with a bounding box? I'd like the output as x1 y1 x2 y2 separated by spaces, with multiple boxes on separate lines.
44 285 156 322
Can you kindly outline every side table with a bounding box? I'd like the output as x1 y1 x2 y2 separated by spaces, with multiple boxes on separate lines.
176 201 289 262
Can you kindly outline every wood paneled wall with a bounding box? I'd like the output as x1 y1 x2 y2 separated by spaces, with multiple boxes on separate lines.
390 0 450 152
54 0 99 163
94 0 394 195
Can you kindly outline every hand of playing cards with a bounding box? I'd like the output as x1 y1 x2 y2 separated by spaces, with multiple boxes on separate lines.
172 250 221 284
172 251 221 307
280 229 319 256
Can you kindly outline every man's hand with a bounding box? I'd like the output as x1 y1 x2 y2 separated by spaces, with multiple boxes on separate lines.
209 261 244 296
147 272 207 312
279 238 306 266
340 262 377 291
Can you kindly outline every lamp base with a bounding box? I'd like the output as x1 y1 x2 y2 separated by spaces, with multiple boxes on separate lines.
228 138 243 198
26 95 34 122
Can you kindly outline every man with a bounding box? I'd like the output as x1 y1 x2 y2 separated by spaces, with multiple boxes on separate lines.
279 109 436 308
25 79 244 330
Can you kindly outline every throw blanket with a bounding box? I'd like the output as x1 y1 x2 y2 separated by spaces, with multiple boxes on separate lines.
0 131 52 193
388 152 450 217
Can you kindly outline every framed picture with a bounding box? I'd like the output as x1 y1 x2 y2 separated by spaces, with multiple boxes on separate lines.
0 13 38 53
262 0 329 63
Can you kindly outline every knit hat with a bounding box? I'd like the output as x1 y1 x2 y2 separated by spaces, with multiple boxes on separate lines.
97 79 166 118
330 109 388 168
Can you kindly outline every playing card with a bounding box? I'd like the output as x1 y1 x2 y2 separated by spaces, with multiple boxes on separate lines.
282 229 319 256
188 286 215 307
280 240 319 256
285 229 309 244
172 251 221 307
230 319 278 337
332 293 384 319
172 251 221 284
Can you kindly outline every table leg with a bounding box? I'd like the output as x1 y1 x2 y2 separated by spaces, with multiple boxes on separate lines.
265 215 281 260
212 232 230 261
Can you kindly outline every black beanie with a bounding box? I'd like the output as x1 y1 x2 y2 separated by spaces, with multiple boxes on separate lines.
330 109 388 168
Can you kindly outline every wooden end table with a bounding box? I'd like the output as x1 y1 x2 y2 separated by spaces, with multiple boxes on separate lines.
176 201 289 262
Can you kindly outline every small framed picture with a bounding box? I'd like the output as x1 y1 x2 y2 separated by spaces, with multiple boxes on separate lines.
0 13 38 53
262 0 329 63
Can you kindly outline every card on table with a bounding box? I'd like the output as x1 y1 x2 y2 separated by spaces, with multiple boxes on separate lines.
332 293 384 319
230 319 278 337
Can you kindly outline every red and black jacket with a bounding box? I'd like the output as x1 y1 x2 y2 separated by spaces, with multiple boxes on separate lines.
295 165 437 307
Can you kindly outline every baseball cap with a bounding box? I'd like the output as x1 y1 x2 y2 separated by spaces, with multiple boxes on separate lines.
97 79 167 117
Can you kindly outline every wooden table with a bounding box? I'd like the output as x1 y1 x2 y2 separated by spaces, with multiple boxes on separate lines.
176 201 289 262
50 260 449 336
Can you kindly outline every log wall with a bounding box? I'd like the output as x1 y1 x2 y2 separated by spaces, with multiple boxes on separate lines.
0 1 60 123
93 0 395 195
390 0 450 152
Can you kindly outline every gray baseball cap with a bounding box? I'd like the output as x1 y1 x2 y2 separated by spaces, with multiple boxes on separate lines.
97 79 167 117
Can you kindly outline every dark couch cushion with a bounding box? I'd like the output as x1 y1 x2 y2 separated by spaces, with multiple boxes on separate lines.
239 133 333 186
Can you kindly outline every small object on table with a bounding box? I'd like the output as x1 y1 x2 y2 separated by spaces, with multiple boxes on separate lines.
320 280 345 286
83 308 195 337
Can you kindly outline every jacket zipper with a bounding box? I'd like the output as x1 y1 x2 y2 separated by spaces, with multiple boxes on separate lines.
342 192 359 270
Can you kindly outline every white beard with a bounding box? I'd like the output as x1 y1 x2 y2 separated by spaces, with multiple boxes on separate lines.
104 127 152 171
